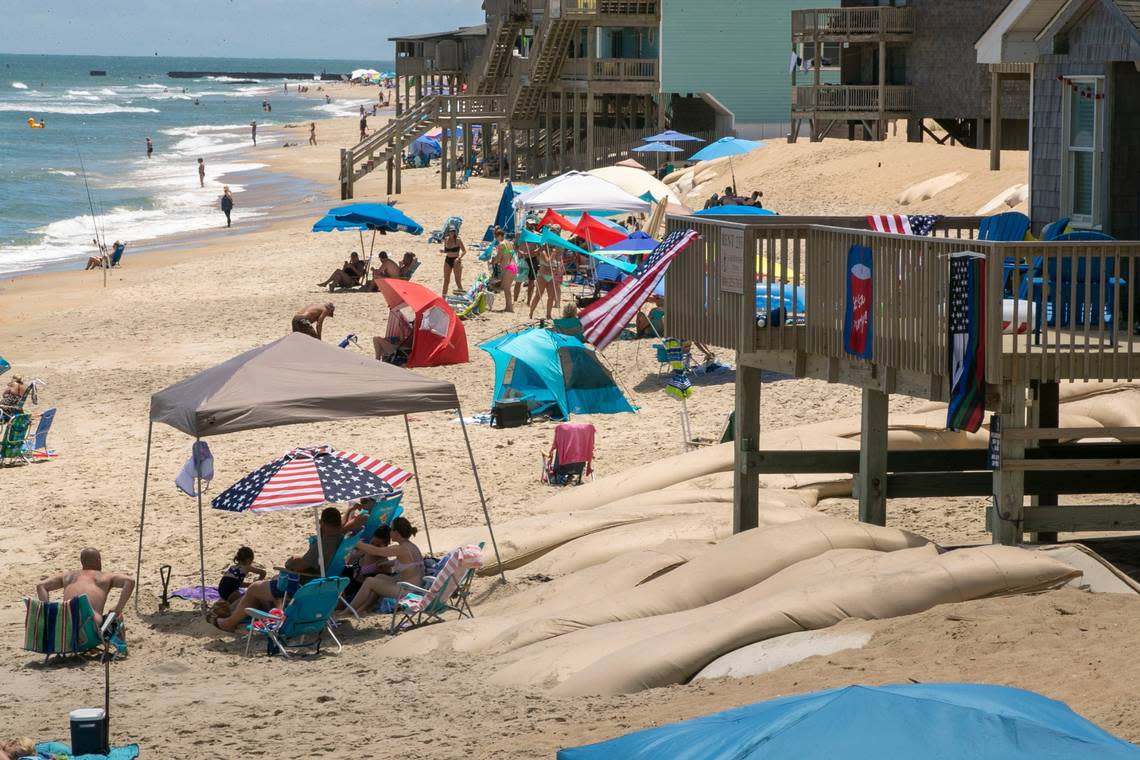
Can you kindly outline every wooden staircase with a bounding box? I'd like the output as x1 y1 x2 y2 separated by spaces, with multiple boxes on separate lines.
509 12 579 122
473 1 529 96
340 96 438 199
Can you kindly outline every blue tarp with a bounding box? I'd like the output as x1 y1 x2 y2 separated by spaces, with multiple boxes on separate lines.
411 135 441 159
311 203 423 235
558 683 1140 760
693 206 778 217
480 328 634 420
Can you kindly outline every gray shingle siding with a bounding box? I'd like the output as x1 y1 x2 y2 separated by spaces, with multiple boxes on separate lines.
1031 0 1140 231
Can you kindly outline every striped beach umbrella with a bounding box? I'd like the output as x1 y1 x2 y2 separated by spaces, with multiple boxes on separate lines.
211 445 411 514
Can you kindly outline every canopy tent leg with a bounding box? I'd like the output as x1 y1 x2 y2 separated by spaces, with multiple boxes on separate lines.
196 436 207 615
133 420 154 614
358 229 365 259
456 404 505 580
404 414 434 555
314 506 326 576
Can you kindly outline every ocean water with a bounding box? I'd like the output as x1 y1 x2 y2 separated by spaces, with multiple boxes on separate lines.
0 54 391 277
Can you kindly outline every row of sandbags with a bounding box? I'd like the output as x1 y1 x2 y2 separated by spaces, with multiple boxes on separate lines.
384 518 1079 696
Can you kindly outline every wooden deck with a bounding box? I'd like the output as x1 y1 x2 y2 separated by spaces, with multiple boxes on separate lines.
665 215 1140 395
664 214 1140 544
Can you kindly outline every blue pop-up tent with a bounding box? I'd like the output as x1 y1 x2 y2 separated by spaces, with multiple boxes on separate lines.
480 328 634 420
558 683 1140 760
484 181 520 242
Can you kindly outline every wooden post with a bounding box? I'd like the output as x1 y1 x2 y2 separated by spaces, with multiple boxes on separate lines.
441 122 449 190
586 93 595 170
877 39 886 141
811 30 822 142
734 365 762 533
340 148 349 200
394 132 402 195
1030 381 1059 542
450 112 459 188
992 382 1027 545
657 91 666 132
989 71 1002 171
497 124 504 182
544 104 552 177
386 153 393 196
857 387 889 525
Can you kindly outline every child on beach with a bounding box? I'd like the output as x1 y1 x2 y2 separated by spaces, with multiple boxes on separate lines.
198 158 206 188
217 546 266 604
220 186 234 227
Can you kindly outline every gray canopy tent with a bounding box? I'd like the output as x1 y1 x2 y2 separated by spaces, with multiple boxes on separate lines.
134 332 503 612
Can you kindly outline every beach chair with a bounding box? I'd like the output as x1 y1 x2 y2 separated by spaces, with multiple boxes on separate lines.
21 407 56 461
400 256 421 281
390 545 484 633
23 594 102 662
1040 218 1071 241
431 541 484 620
428 216 463 245
541 422 595 486
108 242 125 268
1029 230 1123 333
1 412 32 465
979 211 1031 242
243 576 348 658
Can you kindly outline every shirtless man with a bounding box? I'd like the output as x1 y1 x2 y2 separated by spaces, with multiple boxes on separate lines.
291 302 334 339
375 251 401 279
35 548 134 629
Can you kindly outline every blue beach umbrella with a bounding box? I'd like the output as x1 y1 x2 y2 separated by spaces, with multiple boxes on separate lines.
689 136 767 194
693 206 778 217
559 683 1140 760
644 129 704 143
598 234 660 254
632 142 683 154
312 203 423 257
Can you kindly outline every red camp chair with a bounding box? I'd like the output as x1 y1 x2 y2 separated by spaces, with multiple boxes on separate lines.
541 422 595 486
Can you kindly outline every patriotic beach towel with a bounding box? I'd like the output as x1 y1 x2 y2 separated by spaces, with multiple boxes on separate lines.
580 229 699 351
868 214 942 236
947 252 987 432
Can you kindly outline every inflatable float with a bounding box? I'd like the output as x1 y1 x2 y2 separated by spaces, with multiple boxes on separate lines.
27 117 45 128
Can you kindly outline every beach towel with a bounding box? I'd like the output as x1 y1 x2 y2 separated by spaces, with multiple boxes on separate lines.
32 740 140 760
175 440 214 497
552 423 595 473
402 544 484 615
170 585 222 603
23 596 100 655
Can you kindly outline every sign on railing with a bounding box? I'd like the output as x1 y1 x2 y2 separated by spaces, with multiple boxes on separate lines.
719 228 745 294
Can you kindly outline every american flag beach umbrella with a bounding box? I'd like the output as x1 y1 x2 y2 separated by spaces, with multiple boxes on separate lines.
211 445 413 573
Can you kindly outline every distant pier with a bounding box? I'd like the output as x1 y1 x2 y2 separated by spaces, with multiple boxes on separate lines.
167 71 346 81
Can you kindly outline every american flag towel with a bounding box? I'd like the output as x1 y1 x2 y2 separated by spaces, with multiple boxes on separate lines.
947 253 987 432
580 229 699 351
868 214 942 236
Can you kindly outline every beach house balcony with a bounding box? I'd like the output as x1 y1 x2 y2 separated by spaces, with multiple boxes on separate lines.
791 6 915 42
559 0 659 24
792 85 913 119
665 214 1140 544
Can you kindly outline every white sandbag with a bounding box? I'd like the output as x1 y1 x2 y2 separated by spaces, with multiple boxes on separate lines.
486 517 927 653
490 547 933 687
693 627 874 681
380 541 712 658
551 545 1079 695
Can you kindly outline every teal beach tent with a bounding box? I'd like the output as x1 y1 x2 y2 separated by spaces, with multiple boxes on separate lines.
480 329 634 420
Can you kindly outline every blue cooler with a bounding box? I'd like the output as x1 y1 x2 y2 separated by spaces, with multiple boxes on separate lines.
70 707 109 755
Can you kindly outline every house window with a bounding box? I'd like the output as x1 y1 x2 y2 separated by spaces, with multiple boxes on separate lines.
798 41 841 72
1062 76 1104 227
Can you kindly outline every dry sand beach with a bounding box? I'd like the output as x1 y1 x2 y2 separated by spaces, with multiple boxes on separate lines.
4 89 1140 758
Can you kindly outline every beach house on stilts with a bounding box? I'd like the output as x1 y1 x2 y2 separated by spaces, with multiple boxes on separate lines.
667 0 1140 545
341 0 665 198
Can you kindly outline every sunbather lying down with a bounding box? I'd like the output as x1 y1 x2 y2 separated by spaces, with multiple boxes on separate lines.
0 737 35 760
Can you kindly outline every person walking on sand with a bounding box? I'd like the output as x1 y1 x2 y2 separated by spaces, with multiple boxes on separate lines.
309 122 317 146
145 137 153 159
220 186 234 227
197 158 206 188
359 114 368 141
292 302 334 339
441 227 466 296
250 120 257 145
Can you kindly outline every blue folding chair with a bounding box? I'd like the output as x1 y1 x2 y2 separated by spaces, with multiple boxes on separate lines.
22 407 55 458
1029 230 1123 334
1040 218 1071 241
243 576 348 658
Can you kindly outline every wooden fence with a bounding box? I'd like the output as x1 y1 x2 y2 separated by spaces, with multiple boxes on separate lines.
792 85 914 114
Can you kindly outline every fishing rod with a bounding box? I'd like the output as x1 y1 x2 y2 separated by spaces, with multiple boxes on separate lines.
76 147 105 253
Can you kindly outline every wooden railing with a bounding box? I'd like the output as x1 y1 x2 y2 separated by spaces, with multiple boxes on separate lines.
792 85 914 114
559 0 659 17
664 216 1140 392
560 58 658 82
792 6 915 38
436 94 509 119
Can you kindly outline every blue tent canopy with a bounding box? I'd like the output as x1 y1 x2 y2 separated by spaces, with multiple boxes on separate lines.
598 235 659 254
693 206 778 217
311 203 424 235
480 328 635 420
558 683 1140 760
484 181 519 242
411 135 441 159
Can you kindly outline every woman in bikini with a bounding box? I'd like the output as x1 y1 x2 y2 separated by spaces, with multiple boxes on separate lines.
441 229 466 296
493 228 518 313
529 243 560 320
339 517 423 617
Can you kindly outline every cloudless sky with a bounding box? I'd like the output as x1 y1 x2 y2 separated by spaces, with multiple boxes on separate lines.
0 0 486 60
